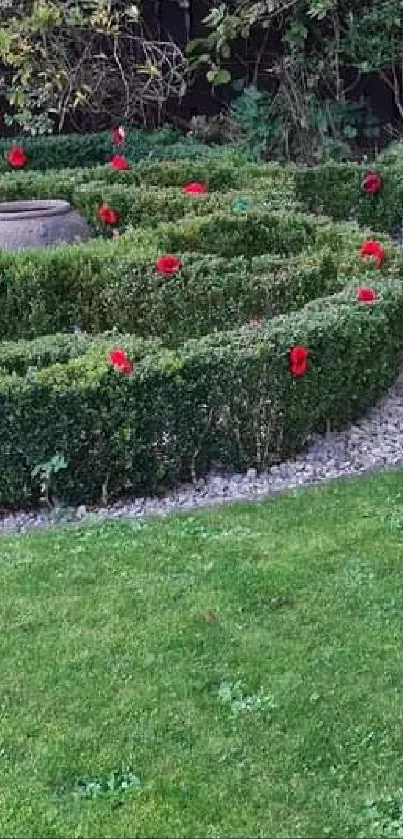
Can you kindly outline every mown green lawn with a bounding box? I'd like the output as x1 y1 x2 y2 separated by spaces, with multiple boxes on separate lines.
2 469 403 838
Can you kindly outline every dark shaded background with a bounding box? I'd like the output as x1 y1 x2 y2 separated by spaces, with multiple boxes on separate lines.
0 0 397 137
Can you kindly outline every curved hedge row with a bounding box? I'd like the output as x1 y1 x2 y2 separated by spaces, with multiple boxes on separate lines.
1 275 402 508
0 161 297 245
0 159 290 202
0 151 401 510
294 161 403 232
0 129 246 172
0 332 163 377
74 182 296 229
155 210 368 258
0 209 382 343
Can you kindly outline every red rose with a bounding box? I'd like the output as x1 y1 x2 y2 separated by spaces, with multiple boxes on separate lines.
357 287 379 304
112 126 126 146
98 202 120 225
290 346 309 379
7 146 27 169
182 182 208 195
360 241 386 269
156 255 183 276
362 172 383 195
108 349 133 376
111 155 130 171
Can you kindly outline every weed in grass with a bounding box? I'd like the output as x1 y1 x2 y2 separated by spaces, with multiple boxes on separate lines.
345 559 375 585
359 790 403 838
217 680 277 716
56 766 141 801
200 610 219 623
175 516 254 542
383 509 403 532
254 594 296 611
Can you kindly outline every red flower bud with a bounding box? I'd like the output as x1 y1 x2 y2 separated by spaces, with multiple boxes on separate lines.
7 146 27 169
98 202 120 225
357 287 379 304
182 182 208 195
360 241 386 268
108 349 133 376
362 172 383 195
289 346 309 379
156 255 183 276
111 155 130 171
112 126 126 146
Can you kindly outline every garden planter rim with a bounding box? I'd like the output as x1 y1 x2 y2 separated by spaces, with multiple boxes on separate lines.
0 199 71 220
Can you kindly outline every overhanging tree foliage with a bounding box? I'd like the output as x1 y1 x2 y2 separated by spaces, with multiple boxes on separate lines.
0 0 187 134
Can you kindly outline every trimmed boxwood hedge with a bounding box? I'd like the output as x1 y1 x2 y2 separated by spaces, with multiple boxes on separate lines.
0 246 372 344
0 129 249 172
0 159 292 202
155 210 370 258
0 207 383 344
0 332 163 378
74 182 297 229
0 150 400 510
294 161 403 233
0 165 297 233
1 275 402 508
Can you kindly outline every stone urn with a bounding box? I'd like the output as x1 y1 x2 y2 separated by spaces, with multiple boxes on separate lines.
0 199 92 251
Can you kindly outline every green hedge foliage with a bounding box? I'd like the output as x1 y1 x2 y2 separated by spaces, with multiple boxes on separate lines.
0 129 248 172
1 276 402 508
73 182 297 229
294 162 403 232
0 207 380 344
156 210 367 258
0 159 291 202
0 151 400 509
0 332 163 378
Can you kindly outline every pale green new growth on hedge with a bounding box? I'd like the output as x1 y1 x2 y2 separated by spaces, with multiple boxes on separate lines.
0 148 402 508
295 161 403 232
0 211 385 344
0 129 252 171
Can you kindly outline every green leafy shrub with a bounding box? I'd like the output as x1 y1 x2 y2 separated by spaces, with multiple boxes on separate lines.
1 276 402 508
73 181 296 229
157 210 367 258
295 162 403 232
0 331 163 377
0 158 270 203
0 209 378 344
0 130 247 172
229 86 283 160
